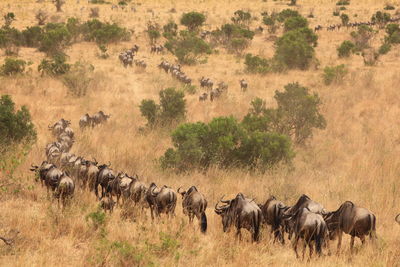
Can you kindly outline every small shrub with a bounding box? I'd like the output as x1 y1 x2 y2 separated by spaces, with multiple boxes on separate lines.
3 13 15 28
0 58 26 76
289 0 297 6
62 61 94 97
35 9 48 25
0 95 36 148
244 53 271 74
371 11 391 28
97 44 109 59
284 16 308 32
336 0 350 5
340 13 349 25
39 23 72 55
378 42 391 54
38 53 71 76
163 21 178 39
147 21 161 44
384 4 395 10
323 64 348 85
385 23 400 44
229 37 249 54
333 10 340 16
350 25 374 50
277 9 300 22
90 7 100 18
81 19 130 45
53 0 65 12
262 13 279 33
22 26 43 47
337 40 356 57
139 99 158 126
180 12 206 32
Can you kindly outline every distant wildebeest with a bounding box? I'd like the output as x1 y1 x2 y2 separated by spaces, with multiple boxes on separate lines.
31 163 63 193
178 186 208 233
79 113 93 129
214 193 262 242
30 161 55 186
199 92 208 101
396 214 400 225
95 163 115 200
48 118 70 137
92 111 110 126
54 172 75 208
151 44 164 54
106 172 133 205
146 183 177 220
128 175 148 208
284 207 329 259
134 59 147 69
84 159 99 191
323 201 376 253
159 60 170 73
239 79 248 91
200 76 213 89
259 196 287 244
281 194 326 240
100 196 116 214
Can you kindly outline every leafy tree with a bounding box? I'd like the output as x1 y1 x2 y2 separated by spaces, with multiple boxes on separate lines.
277 9 300 22
385 23 400 44
139 99 158 126
231 10 252 26
180 12 206 32
262 13 279 33
378 43 391 55
39 23 71 55
163 21 178 39
340 13 349 25
35 9 48 25
147 21 161 44
0 58 26 76
22 26 43 47
272 82 326 144
371 11 391 28
165 31 211 64
3 12 15 28
350 25 374 50
284 16 308 32
0 95 36 148
38 53 71 76
337 40 355 57
81 19 130 45
244 53 271 74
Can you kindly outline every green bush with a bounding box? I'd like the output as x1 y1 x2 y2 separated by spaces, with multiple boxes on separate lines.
340 13 349 25
350 25 374 50
0 27 24 51
86 210 106 230
62 61 94 97
371 11 391 28
163 21 178 39
336 0 350 5
180 12 206 32
38 53 71 76
323 64 348 85
333 10 340 16
0 95 36 147
337 40 356 57
284 16 308 32
165 31 211 64
81 19 130 44
140 88 186 127
160 116 294 171
274 28 317 70
22 26 43 47
39 23 71 55
3 13 15 28
244 53 271 74
378 42 391 55
273 82 326 144
385 23 400 44
277 9 300 22
262 13 279 33
229 37 249 54
231 10 252 26
147 21 161 44
0 58 26 76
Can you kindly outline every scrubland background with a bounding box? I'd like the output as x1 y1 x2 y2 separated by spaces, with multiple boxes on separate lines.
1 0 400 266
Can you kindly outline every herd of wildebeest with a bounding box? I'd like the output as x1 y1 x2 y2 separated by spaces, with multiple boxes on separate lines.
28 116 400 259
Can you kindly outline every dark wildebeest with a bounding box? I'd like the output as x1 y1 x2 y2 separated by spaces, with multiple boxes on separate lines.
100 196 116 214
145 183 177 220
84 159 99 191
31 163 63 193
200 77 213 89
30 161 55 186
284 207 329 259
323 201 376 253
128 175 148 208
54 172 75 208
396 214 400 225
214 193 262 242
62 127 74 139
79 113 93 129
92 111 110 126
95 164 115 200
239 79 248 91
106 173 133 205
199 92 208 101
282 194 326 240
178 186 207 233
259 196 287 244
48 119 70 137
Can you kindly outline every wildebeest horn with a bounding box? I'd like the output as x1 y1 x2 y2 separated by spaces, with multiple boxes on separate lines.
214 202 223 213
177 187 183 193
220 195 230 204
396 214 400 224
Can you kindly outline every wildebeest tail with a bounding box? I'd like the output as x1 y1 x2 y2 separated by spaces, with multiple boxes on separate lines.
315 221 324 255
200 212 207 233
252 211 261 242
369 213 377 240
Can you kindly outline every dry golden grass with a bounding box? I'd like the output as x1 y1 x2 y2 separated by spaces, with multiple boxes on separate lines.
1 0 400 266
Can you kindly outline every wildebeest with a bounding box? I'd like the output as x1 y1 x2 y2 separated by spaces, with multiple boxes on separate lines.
396 214 400 225
30 161 55 186
79 113 93 129
199 92 208 101
54 172 75 208
84 159 99 191
239 79 248 91
48 119 70 137
100 196 116 214
178 186 207 233
285 207 329 259
214 193 262 242
92 111 110 126
30 162 63 193
106 172 133 205
95 164 115 200
151 44 164 53
145 183 177 220
323 201 376 253
159 60 170 73
259 196 287 244
200 76 213 89
134 59 147 69
128 175 148 208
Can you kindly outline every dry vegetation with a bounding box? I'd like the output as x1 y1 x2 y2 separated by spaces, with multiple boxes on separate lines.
1 0 400 266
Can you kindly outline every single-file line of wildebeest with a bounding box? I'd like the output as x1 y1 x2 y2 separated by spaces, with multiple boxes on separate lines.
29 118 399 260
159 60 192 86
79 111 110 129
314 15 400 32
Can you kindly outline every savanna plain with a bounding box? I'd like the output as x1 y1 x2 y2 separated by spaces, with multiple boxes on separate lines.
1 0 400 266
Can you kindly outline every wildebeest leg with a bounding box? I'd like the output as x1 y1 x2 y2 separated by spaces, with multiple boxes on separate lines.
337 231 342 254
302 239 307 261
293 234 300 258
350 235 355 253
309 241 313 260
360 235 366 245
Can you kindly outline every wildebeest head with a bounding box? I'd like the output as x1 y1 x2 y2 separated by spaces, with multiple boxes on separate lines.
214 195 234 232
